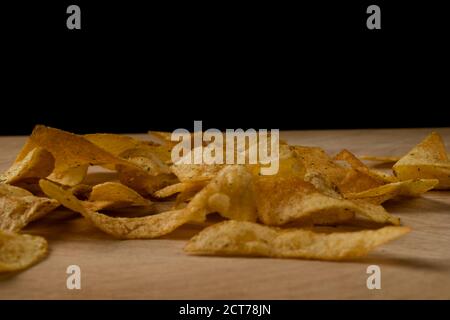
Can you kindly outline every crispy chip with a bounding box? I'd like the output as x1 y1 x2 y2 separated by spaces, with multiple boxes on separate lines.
185 220 410 260
345 179 439 204
334 149 397 184
0 230 48 272
39 179 191 239
360 155 402 163
153 180 208 198
0 184 60 231
0 184 34 197
393 132 450 189
108 139 173 166
116 146 177 194
1 147 55 184
254 176 400 226
14 126 135 185
89 182 152 210
186 166 258 222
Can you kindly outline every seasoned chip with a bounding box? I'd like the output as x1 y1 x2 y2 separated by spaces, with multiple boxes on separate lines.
0 184 34 197
89 182 152 210
334 149 397 183
185 220 410 260
0 184 60 231
39 179 192 239
154 180 208 198
393 132 450 189
345 179 439 204
255 176 400 226
0 230 48 272
116 146 177 194
185 166 257 222
1 147 55 184
360 155 402 163
14 126 135 185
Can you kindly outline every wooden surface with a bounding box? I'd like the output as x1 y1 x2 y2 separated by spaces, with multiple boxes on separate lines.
1 128 450 299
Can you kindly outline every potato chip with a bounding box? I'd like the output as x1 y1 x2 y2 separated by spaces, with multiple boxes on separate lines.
345 179 439 204
185 220 410 260
254 176 400 226
153 180 208 198
85 133 148 156
0 230 48 272
334 149 397 184
88 182 152 210
148 131 176 146
0 183 34 197
14 126 135 185
39 179 192 239
171 163 224 182
0 147 55 185
360 155 402 163
185 166 258 222
115 145 178 194
1 184 60 231
84 133 149 170
393 132 450 189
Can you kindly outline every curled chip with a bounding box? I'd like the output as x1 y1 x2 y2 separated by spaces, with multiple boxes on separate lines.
171 162 225 183
185 220 410 260
154 180 208 199
0 147 55 184
393 132 450 189
345 179 439 204
0 184 60 231
14 125 134 186
117 145 177 194
185 166 258 222
39 179 192 239
334 149 397 184
294 146 383 194
254 176 400 226
88 181 152 210
360 155 402 163
86 133 172 168
0 230 48 272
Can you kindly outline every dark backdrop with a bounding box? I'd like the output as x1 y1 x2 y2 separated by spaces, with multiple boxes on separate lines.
2 1 449 135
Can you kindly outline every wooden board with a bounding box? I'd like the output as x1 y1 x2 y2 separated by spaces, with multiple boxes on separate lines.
1 128 450 299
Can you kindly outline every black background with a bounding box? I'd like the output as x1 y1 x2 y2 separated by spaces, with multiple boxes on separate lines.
1 1 449 134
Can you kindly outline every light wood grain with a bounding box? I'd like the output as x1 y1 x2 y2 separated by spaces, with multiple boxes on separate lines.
1 129 450 299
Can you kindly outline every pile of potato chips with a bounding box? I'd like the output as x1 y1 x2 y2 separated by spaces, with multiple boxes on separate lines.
1 126 449 272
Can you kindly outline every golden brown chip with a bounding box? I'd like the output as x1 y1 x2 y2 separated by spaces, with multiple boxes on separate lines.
1 147 55 184
85 133 147 156
171 163 225 182
0 184 34 197
14 126 136 186
360 155 402 163
393 132 450 189
116 146 177 194
345 179 439 204
0 184 60 231
334 149 397 184
88 182 152 210
148 131 176 146
39 179 192 239
254 176 399 226
185 166 258 222
153 180 208 198
0 230 48 272
185 220 410 260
